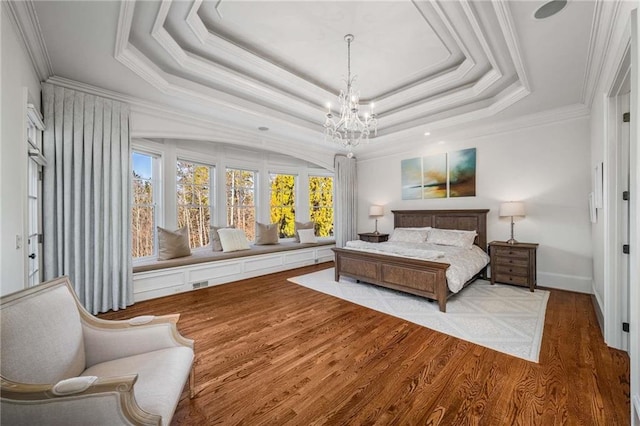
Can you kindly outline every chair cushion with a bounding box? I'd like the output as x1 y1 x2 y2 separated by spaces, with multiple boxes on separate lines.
82 347 193 426
1 285 86 384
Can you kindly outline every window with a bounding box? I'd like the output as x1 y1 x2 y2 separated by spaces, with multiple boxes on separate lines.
309 176 334 237
177 160 214 249
269 173 296 238
132 151 160 258
226 168 256 241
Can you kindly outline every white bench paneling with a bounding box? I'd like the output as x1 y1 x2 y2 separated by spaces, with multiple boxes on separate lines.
244 254 283 272
189 262 242 283
133 245 335 302
284 250 315 264
135 271 185 293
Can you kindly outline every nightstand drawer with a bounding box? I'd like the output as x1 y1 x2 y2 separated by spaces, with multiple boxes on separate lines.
492 247 530 259
494 256 529 268
493 273 529 286
492 264 529 276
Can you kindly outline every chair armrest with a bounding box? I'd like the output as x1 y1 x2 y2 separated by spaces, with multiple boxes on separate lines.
1 375 161 426
81 314 194 367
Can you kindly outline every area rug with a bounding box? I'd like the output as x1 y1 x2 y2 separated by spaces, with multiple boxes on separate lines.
288 268 549 362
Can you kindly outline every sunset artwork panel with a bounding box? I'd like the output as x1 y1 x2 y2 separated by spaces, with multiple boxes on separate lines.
449 148 476 197
401 158 422 200
422 153 447 199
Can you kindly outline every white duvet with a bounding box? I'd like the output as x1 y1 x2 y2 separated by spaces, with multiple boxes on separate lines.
343 240 490 293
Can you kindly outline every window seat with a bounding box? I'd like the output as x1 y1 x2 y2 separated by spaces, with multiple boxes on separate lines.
132 240 335 302
133 240 335 273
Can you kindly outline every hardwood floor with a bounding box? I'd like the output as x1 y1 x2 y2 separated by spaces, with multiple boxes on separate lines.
101 264 630 425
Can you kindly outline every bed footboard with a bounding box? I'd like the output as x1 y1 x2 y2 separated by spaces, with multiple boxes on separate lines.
332 247 450 312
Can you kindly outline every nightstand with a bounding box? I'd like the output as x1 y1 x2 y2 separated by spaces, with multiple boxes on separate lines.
358 232 389 243
489 241 538 291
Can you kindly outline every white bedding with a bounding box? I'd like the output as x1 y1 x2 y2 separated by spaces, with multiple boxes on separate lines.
343 240 490 293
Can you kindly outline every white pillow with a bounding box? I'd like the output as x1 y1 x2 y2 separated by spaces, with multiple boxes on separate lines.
297 228 317 244
427 228 477 248
388 228 429 243
217 228 251 252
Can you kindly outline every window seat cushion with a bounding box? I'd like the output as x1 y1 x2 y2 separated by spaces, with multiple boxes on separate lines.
133 240 335 273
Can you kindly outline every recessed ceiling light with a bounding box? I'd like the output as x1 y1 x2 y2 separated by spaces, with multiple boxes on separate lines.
534 0 567 19
258 126 269 131
424 131 431 136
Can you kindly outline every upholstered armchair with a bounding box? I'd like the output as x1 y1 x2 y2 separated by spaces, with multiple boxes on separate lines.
1 276 195 426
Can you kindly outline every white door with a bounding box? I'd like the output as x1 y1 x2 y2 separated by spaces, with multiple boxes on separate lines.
26 156 41 287
26 103 45 287
629 9 638 425
619 93 631 351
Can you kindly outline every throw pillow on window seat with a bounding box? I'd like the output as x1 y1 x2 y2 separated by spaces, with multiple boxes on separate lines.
210 225 235 251
255 222 279 245
294 221 315 242
297 228 318 244
157 226 191 260
217 228 251 253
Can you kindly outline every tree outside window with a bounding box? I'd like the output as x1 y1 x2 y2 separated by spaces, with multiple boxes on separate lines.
177 160 213 249
226 168 256 241
309 176 334 237
132 152 158 258
269 173 296 238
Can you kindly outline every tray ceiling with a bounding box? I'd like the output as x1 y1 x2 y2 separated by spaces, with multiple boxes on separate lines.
118 0 528 137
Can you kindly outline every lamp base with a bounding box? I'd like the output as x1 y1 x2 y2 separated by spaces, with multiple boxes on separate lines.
506 238 518 245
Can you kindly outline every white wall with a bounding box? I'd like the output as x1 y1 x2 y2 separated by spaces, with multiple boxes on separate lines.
357 117 593 293
0 6 42 296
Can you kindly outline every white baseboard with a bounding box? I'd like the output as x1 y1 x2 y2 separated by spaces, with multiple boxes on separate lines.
537 271 593 294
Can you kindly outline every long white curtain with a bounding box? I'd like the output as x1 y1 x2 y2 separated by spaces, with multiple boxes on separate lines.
334 154 358 247
42 83 132 314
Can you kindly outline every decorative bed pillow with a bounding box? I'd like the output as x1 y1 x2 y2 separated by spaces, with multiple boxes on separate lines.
217 228 251 253
297 228 318 244
255 222 279 245
294 221 315 242
388 228 429 243
427 228 477 248
211 226 234 251
157 226 191 260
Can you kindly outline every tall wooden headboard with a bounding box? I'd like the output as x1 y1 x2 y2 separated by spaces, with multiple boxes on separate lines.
391 209 490 251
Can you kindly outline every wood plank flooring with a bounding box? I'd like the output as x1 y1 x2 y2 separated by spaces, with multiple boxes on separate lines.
100 264 630 425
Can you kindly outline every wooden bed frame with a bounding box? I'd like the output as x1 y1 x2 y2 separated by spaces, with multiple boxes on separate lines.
332 209 489 312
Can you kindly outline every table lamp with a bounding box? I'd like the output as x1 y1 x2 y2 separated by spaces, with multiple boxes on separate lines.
499 201 525 244
369 205 384 235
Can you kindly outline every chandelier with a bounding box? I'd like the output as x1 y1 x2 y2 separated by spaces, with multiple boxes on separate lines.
324 34 378 158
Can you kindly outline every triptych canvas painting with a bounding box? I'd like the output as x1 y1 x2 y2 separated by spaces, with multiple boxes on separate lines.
401 148 476 200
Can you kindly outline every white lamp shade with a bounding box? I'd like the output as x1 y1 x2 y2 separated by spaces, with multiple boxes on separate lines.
369 205 384 217
499 202 525 217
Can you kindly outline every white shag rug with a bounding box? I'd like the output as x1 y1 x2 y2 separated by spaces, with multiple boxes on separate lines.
288 268 549 362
